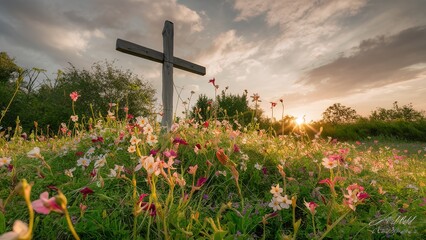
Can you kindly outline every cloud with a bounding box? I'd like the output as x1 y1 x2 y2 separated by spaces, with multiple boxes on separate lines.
196 30 259 75
296 25 426 100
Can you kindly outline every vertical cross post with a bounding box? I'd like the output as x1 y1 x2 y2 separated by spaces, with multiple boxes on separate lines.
116 20 206 131
162 21 174 129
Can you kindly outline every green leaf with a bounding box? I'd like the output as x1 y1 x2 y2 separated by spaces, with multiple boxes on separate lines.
0 211 5 233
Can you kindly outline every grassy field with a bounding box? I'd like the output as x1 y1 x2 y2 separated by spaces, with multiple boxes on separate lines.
0 116 425 239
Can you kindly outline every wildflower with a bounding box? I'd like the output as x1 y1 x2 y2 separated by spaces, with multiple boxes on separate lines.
143 155 160 176
76 157 91 168
216 148 229 165
188 165 198 175
70 115 79 122
135 116 148 127
318 177 345 189
94 155 107 168
321 157 338 169
233 144 240 153
163 149 177 159
270 102 277 108
304 201 319 215
136 194 156 216
0 220 29 239
194 144 201 154
250 93 261 102
86 147 95 155
196 177 207 187
269 195 291 211
173 137 188 145
0 156 11 167
270 184 283 196
69 91 80 101
254 163 263 170
64 168 76 178
143 124 154 134
80 187 94 200
146 134 158 146
130 136 141 145
173 172 186 187
27 147 42 159
32 192 63 214
240 153 249 161
127 145 136 153
343 183 369 211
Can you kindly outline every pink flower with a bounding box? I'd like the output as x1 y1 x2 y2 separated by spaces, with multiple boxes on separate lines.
304 201 319 215
196 177 207 187
188 165 198 175
343 183 369 211
32 192 63 214
69 91 80 102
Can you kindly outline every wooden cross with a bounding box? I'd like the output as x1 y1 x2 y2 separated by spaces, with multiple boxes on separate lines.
116 20 206 130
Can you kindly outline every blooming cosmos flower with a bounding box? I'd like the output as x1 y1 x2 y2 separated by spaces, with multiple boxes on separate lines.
32 192 63 214
321 157 338 169
0 156 11 167
69 91 80 102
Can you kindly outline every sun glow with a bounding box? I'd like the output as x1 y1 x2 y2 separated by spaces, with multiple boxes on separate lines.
295 116 304 125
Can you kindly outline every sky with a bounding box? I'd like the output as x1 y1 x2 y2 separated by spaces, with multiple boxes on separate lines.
1 0 426 122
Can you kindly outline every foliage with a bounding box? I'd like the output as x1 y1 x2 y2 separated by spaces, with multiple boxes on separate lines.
0 52 20 83
1 96 425 239
370 101 425 122
0 59 156 134
321 103 359 124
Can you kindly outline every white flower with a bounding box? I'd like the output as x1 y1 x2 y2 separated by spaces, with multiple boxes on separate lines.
86 147 95 156
0 156 11 167
107 169 117 177
240 154 249 161
127 145 136 153
270 184 283 196
130 136 141 145
77 157 91 168
146 134 158 146
254 163 263 170
94 155 107 169
0 220 28 239
65 168 76 178
27 147 41 158
135 116 148 127
143 124 154 134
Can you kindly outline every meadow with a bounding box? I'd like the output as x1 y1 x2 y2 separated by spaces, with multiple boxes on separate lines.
0 93 425 240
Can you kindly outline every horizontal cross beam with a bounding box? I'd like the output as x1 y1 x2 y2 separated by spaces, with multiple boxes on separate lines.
116 38 206 76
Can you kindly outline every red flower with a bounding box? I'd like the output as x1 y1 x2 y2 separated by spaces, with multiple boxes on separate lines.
70 91 80 102
208 78 215 85
203 121 209 128
80 187 94 200
270 102 277 108
196 177 207 187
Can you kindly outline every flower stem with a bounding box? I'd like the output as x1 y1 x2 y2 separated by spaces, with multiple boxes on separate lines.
319 210 350 240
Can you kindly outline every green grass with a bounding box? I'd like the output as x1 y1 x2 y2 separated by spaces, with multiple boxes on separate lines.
1 117 425 239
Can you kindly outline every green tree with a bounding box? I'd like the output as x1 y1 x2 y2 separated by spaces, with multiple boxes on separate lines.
370 101 425 121
0 52 20 83
322 103 359 124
